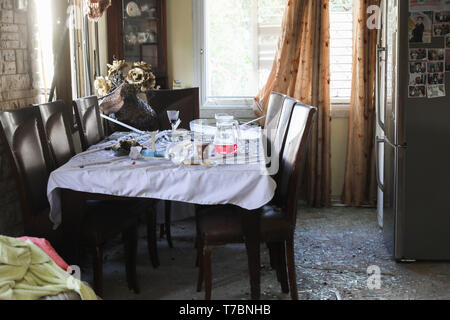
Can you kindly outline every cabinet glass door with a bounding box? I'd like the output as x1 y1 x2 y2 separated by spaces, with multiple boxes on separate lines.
122 0 159 70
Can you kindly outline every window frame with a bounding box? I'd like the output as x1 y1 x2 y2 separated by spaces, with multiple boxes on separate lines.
329 0 354 105
194 0 353 117
194 0 272 117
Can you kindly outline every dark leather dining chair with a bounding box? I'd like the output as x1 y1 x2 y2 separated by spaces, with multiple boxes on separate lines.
194 93 298 268
0 107 58 242
0 105 142 297
147 88 200 248
73 96 105 151
38 100 76 167
261 94 300 271
72 97 161 269
147 87 200 131
195 103 317 300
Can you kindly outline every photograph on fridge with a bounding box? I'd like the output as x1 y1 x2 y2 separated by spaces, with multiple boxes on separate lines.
433 23 449 36
434 10 450 22
409 85 427 98
410 61 427 73
428 61 445 72
409 48 428 60
409 12 433 43
428 48 445 60
427 84 446 98
427 72 445 84
410 73 427 85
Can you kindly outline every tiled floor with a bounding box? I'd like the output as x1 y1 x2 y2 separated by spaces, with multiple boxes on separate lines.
79 206 450 300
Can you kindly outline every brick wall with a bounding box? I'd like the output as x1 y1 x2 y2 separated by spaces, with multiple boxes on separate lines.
0 0 41 235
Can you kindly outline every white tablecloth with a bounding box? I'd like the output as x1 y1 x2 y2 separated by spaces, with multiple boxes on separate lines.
47 132 276 228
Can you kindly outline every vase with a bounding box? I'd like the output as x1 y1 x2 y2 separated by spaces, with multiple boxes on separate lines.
99 83 160 133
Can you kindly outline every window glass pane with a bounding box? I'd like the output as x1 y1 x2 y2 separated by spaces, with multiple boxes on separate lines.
205 0 287 99
204 0 354 103
330 0 353 101
31 0 54 102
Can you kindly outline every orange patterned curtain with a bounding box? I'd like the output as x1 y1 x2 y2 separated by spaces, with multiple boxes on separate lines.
254 0 332 207
342 0 380 206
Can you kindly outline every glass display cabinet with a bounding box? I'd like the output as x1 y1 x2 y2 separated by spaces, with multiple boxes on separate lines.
107 0 168 88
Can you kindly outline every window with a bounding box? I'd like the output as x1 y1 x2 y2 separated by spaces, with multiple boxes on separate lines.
194 0 287 110
30 0 55 103
195 0 355 111
329 0 354 103
69 0 96 99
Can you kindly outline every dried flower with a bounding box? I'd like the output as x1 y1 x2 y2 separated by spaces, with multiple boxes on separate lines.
94 76 112 96
103 59 156 94
107 60 128 77
127 68 146 84
140 72 156 92
133 61 152 71
126 67 156 92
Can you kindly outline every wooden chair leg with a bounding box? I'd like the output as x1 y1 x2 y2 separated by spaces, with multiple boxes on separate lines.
242 210 261 300
286 239 298 300
196 239 205 292
165 200 174 248
204 246 213 300
92 246 103 297
147 210 160 268
195 236 200 267
160 224 165 239
123 226 140 294
267 242 280 280
275 242 289 294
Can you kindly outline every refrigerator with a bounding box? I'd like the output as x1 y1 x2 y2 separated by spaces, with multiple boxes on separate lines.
376 0 450 261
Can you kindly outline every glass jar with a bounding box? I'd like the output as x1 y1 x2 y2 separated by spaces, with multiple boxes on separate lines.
213 114 240 155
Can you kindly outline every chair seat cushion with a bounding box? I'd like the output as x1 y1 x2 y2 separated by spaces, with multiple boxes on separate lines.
197 206 243 244
81 200 151 245
197 204 290 244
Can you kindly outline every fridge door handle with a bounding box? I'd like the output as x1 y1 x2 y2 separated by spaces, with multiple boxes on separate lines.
376 136 385 192
376 44 386 132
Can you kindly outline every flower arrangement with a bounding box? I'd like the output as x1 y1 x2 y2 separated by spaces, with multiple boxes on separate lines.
95 59 159 133
94 59 156 97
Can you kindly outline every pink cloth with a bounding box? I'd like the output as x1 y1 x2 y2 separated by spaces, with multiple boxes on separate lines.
19 237 71 272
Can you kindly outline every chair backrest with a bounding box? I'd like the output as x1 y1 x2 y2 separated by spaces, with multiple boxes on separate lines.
275 103 317 226
39 100 76 167
265 92 286 139
0 107 54 229
264 93 299 178
147 88 199 131
73 96 105 151
272 96 298 164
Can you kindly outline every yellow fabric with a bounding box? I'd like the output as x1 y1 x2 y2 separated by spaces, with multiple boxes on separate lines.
0 236 97 300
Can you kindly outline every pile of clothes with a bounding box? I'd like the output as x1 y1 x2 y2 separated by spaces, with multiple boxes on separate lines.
0 236 97 300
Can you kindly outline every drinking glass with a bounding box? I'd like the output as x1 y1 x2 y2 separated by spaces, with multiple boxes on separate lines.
167 110 180 131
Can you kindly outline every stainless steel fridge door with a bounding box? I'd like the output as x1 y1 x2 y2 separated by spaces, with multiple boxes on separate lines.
384 0 399 146
376 0 387 132
382 138 396 257
375 0 387 228
395 0 450 261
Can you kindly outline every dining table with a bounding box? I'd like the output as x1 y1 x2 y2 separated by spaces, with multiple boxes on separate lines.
46 129 277 300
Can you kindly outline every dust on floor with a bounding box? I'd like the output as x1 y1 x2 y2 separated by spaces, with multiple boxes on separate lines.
78 207 450 300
